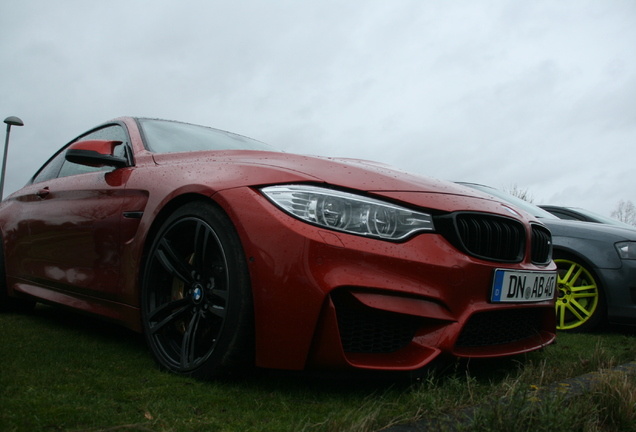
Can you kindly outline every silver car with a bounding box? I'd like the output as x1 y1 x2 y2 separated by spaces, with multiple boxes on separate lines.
460 183 636 332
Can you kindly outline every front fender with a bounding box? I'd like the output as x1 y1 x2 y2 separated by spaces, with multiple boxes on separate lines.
552 235 622 270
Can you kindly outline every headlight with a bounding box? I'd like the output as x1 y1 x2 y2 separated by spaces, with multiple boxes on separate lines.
261 185 435 240
616 241 636 260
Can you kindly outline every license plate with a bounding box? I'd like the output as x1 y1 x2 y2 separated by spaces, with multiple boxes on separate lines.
491 269 556 303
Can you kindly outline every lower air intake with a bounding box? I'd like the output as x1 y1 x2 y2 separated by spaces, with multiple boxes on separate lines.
332 293 420 354
455 308 543 347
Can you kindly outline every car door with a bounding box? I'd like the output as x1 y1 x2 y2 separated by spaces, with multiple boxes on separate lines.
16 124 132 299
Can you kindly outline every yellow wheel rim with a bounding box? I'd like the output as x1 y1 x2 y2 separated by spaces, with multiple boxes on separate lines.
555 259 599 330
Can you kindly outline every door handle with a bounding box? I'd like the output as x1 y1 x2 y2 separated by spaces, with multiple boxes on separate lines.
36 187 50 199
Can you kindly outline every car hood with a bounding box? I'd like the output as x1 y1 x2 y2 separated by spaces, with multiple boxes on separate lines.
541 218 636 242
153 150 470 195
151 151 526 217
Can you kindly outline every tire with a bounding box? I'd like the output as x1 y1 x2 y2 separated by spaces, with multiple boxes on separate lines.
0 235 35 313
140 201 254 379
554 257 605 332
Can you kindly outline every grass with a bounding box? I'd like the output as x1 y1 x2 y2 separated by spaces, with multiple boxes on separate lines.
469 366 636 431
1 304 636 432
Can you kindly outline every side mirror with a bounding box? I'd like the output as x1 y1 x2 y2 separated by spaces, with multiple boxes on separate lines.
65 140 129 168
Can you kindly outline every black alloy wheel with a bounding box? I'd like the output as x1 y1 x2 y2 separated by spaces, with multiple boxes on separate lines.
141 201 254 379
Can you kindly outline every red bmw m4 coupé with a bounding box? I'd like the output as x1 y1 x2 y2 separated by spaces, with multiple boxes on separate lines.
0 117 556 378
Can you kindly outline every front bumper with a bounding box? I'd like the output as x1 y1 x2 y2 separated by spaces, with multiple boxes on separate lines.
599 259 636 325
215 187 556 371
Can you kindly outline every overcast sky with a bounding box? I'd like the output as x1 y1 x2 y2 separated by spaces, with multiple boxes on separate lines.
1 0 634 216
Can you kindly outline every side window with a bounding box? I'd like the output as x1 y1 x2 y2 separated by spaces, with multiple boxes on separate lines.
551 211 581 221
32 150 66 184
57 125 131 179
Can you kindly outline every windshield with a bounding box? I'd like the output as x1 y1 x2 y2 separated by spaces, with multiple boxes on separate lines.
459 183 559 219
138 118 277 153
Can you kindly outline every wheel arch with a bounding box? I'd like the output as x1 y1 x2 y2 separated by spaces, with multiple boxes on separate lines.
552 247 608 293
552 247 598 273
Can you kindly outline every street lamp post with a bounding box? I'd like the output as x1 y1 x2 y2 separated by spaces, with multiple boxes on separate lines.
1 116 24 201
